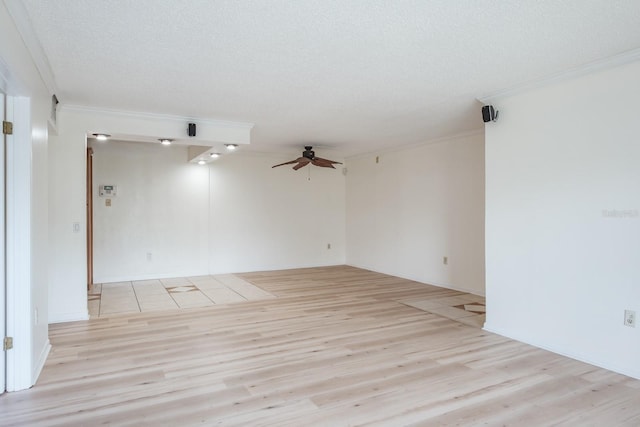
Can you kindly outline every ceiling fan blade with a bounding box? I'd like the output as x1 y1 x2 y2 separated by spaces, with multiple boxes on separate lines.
273 152 341 171
272 157 306 168
292 159 311 170
311 159 335 168
312 157 342 168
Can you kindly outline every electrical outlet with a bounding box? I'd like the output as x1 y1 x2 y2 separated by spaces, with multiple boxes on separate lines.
146 252 152 262
624 310 636 327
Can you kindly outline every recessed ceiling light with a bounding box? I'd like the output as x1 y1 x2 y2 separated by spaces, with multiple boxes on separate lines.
225 144 238 150
92 133 111 141
159 139 172 145
197 159 206 165
210 152 220 158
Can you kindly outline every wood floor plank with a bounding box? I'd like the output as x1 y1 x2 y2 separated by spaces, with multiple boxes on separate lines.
1 265 639 426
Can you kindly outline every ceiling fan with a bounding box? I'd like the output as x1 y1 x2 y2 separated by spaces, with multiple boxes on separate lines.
272 146 342 170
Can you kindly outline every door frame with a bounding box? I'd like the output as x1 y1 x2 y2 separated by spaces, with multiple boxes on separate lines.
0 53 35 391
5 95 33 392
1 90 6 394
86 147 93 290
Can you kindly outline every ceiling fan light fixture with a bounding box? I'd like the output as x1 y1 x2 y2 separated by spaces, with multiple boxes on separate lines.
159 138 172 145
92 133 111 141
225 144 238 151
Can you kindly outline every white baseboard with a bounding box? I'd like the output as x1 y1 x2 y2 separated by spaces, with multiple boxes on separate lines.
49 310 90 324
95 270 209 284
423 278 485 297
346 263 485 297
483 323 640 381
32 339 51 385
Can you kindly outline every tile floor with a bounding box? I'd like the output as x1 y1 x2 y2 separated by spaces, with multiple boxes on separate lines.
89 273 485 328
400 293 486 327
88 274 275 318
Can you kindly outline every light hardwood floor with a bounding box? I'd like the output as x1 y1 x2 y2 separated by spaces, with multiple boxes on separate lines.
1 266 639 426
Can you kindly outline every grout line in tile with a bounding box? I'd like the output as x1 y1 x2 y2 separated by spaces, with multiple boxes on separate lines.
91 275 277 317
195 286 218 305
166 285 190 308
129 282 142 313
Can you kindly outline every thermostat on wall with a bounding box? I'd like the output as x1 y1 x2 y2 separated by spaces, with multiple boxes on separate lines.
99 185 117 197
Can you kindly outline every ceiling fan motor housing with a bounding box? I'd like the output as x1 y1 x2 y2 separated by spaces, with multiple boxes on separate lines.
303 146 315 159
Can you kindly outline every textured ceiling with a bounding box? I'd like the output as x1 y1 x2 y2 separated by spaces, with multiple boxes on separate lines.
21 0 640 156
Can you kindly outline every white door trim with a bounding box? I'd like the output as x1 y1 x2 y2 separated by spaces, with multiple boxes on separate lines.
0 90 6 393
5 95 33 392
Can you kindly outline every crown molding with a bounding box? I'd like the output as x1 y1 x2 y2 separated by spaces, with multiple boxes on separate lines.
4 0 59 96
345 129 484 161
479 47 640 103
59 104 255 130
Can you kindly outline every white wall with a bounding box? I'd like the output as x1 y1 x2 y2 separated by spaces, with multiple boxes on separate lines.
485 60 640 379
91 141 209 282
91 144 345 281
48 108 253 321
346 133 485 295
1 1 51 389
48 117 88 323
209 154 346 273
50 102 346 319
